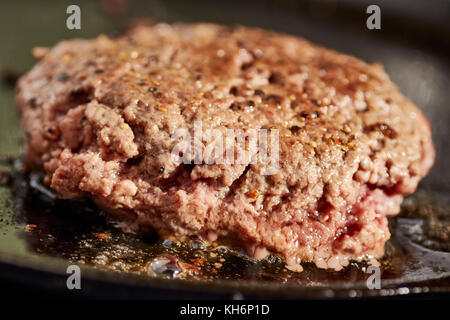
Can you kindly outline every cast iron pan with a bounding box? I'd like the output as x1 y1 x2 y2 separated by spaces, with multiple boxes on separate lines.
0 0 449 299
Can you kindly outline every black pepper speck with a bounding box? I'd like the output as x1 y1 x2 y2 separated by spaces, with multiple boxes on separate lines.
254 89 265 96
29 97 37 108
57 73 69 82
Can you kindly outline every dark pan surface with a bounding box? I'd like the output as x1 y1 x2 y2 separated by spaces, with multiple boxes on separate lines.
0 0 448 298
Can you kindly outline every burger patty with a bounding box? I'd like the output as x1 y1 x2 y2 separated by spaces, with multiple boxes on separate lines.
15 23 435 270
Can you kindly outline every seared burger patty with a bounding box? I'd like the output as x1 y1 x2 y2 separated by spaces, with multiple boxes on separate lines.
16 23 434 270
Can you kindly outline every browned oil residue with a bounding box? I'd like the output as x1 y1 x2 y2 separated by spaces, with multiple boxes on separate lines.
5 157 450 286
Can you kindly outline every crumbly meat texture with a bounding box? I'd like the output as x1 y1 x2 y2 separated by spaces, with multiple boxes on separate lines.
16 23 435 270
